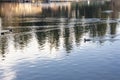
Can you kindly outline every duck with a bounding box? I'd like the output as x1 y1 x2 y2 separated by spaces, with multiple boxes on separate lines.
84 38 91 42
0 29 13 35
0 32 5 35
9 29 13 32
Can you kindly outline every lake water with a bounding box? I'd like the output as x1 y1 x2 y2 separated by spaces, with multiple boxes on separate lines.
0 0 120 80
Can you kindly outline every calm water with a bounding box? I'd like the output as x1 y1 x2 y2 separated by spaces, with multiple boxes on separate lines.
0 0 120 80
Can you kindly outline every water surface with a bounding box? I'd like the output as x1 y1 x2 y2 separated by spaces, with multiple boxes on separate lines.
0 0 120 80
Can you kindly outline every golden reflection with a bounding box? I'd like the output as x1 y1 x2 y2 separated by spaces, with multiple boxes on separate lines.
0 2 71 18
48 2 71 11
0 17 1 31
0 3 42 17
0 2 71 26
111 0 120 18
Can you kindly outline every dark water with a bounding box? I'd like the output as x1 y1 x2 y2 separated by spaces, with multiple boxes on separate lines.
0 0 120 80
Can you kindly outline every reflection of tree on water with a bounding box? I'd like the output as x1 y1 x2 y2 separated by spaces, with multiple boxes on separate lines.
74 25 83 45
111 0 120 18
110 24 116 37
96 24 107 37
36 29 60 49
42 4 71 18
14 34 32 50
0 21 118 60
40 1 113 19
0 1 120 60
64 28 72 53
48 30 60 49
0 37 8 60
35 32 46 47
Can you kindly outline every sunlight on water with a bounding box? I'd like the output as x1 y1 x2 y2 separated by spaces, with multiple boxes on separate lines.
0 0 120 80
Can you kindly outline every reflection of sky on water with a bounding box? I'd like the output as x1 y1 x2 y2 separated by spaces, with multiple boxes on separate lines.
1 22 120 79
0 1 120 80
